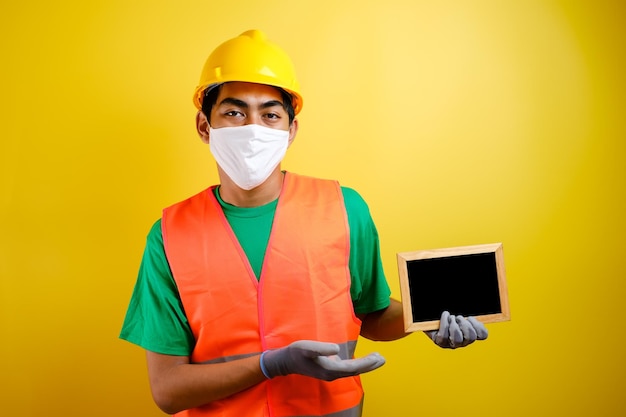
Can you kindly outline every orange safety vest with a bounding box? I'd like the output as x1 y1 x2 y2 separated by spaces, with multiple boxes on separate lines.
162 172 364 417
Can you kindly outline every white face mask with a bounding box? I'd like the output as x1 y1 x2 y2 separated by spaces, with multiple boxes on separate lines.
209 124 290 190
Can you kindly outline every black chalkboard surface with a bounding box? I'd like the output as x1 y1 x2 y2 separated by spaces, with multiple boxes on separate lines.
397 243 510 332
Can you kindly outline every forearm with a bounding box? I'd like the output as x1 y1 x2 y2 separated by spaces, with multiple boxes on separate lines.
358 298 409 341
146 351 266 414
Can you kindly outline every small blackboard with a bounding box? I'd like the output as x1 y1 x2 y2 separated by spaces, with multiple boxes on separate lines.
397 243 510 332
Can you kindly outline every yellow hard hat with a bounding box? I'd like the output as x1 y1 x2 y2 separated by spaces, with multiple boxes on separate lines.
193 30 302 114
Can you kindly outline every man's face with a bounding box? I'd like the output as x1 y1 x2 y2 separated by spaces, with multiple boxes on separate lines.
209 82 291 131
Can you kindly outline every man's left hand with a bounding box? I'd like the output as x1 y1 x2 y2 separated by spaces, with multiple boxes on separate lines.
425 311 488 349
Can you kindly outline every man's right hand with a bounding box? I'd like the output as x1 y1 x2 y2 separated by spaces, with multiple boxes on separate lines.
260 340 385 381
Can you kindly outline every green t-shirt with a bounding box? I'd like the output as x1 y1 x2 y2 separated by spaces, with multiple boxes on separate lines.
120 185 391 356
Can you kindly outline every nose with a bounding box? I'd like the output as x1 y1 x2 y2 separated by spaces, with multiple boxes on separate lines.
246 112 262 125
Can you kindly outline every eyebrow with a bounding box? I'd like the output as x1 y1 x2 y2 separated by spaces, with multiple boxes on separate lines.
218 97 285 110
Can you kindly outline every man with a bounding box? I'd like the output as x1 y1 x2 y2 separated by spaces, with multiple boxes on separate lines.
120 30 487 416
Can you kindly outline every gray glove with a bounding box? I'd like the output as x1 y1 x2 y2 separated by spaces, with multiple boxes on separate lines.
260 340 385 381
426 311 488 349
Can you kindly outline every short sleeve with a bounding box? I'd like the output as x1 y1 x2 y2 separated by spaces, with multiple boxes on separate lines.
342 187 391 314
119 220 196 356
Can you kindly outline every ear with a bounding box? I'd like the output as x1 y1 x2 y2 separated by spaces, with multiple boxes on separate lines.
196 111 211 144
287 118 299 147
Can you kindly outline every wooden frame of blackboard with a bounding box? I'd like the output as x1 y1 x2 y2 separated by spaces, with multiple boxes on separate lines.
397 243 510 332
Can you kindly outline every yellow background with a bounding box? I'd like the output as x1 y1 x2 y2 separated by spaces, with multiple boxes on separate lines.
1 1 624 416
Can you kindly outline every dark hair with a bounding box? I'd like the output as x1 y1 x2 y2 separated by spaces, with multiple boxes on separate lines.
201 83 295 125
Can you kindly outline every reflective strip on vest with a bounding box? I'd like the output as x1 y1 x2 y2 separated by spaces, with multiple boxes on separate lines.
162 172 364 417
199 340 357 365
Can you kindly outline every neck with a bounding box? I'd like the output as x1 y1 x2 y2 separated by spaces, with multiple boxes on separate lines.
218 168 285 208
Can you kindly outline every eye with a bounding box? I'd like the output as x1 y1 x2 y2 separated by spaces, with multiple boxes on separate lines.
264 112 280 120
225 110 244 117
